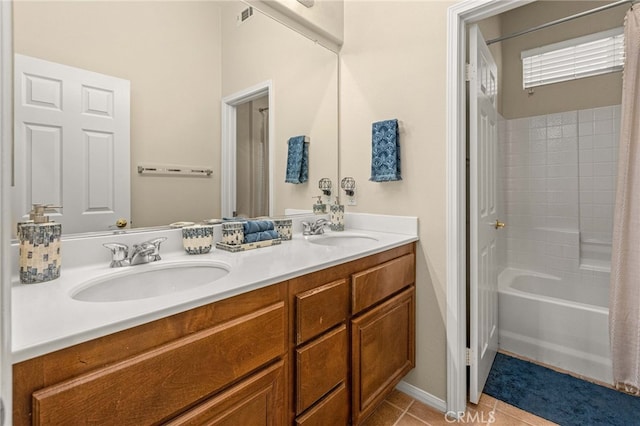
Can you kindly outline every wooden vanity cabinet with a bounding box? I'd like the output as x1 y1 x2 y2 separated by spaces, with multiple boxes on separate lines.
290 243 416 426
13 283 288 426
13 242 416 425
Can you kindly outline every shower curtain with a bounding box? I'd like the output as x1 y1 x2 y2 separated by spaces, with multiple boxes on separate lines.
255 107 269 217
610 5 640 395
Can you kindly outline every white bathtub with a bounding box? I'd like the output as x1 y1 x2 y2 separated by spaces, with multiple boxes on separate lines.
498 268 612 384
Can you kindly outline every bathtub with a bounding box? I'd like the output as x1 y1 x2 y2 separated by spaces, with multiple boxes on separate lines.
498 268 612 384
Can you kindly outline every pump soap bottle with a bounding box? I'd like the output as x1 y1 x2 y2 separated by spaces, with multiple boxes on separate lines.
312 196 327 214
17 204 62 284
330 198 344 231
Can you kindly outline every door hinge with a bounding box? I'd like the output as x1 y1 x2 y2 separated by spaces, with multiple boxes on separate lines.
466 347 472 366
1 397 4 426
465 63 474 82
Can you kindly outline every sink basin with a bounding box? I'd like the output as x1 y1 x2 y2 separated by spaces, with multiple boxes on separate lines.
306 233 378 248
71 261 229 302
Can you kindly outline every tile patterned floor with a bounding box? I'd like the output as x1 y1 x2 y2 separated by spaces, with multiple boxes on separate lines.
363 390 558 426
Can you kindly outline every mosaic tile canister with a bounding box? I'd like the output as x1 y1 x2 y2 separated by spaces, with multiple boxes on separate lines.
273 219 293 240
330 203 344 231
18 222 62 284
182 225 214 254
222 222 244 245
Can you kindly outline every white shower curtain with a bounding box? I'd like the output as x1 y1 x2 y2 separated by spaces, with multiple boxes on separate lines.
610 5 640 395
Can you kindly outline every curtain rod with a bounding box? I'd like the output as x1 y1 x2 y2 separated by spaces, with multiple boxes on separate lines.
486 0 635 45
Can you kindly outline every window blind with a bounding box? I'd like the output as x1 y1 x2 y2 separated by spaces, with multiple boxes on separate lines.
521 27 624 89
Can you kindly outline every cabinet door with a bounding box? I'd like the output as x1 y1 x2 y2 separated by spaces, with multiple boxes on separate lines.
166 360 285 426
351 287 415 425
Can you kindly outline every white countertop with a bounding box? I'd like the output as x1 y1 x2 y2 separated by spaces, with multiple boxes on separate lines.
12 213 417 363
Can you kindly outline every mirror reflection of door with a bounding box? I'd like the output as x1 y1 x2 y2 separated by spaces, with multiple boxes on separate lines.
235 95 269 218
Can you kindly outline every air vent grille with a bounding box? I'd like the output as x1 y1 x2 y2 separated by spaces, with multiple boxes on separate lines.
239 7 254 24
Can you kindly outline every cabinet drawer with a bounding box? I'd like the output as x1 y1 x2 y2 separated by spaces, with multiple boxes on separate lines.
166 360 285 426
295 382 349 426
32 302 286 425
296 278 348 344
352 253 415 314
296 324 348 415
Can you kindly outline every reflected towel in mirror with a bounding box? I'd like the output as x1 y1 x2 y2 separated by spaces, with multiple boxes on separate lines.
370 119 402 182
243 220 275 234
285 135 309 184
244 229 280 243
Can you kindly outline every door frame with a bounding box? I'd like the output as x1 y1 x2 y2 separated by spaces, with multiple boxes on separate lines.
0 0 12 421
445 0 534 416
221 80 274 218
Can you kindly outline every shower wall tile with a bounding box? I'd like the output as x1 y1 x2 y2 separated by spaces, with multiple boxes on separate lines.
547 113 562 126
501 105 619 283
496 114 507 275
578 104 619 248
579 122 594 136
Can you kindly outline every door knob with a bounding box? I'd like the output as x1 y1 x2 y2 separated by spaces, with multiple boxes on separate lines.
494 220 505 229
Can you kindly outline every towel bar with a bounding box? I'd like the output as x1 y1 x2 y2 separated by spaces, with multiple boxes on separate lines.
137 165 213 177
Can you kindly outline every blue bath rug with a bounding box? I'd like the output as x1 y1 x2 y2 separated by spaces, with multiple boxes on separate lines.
484 353 640 425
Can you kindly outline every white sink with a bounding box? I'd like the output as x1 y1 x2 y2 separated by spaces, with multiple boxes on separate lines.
306 233 378 248
71 261 230 302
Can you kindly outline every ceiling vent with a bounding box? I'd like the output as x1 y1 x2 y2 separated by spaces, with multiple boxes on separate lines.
238 7 254 25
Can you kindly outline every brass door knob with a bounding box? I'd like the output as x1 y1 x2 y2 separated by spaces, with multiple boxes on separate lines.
494 220 505 229
115 218 128 228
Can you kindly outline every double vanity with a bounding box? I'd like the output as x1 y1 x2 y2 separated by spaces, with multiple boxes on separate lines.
11 213 418 425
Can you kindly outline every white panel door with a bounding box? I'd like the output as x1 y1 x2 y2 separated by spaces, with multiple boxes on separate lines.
13 54 130 234
469 25 500 404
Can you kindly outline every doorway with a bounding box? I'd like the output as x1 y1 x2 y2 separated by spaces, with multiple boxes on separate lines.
235 95 270 218
447 0 626 416
221 80 274 218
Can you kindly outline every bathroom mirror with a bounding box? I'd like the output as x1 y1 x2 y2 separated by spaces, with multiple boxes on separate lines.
11 0 338 235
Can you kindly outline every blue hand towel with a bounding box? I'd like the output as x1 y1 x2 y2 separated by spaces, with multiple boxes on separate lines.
244 229 279 243
370 119 402 182
243 220 275 234
285 136 309 184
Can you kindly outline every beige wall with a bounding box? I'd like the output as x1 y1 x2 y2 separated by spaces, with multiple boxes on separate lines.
221 2 339 216
13 1 222 228
341 0 452 400
500 1 625 119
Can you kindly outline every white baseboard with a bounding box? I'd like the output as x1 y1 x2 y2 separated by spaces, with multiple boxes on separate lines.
396 380 447 413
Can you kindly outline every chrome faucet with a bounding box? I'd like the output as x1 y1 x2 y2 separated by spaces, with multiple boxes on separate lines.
103 237 167 268
302 218 331 236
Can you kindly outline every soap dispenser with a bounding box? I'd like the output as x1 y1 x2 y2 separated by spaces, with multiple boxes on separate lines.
17 204 62 284
330 198 344 231
312 196 326 215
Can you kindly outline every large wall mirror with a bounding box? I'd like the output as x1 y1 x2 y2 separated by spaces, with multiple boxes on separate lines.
11 0 338 236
